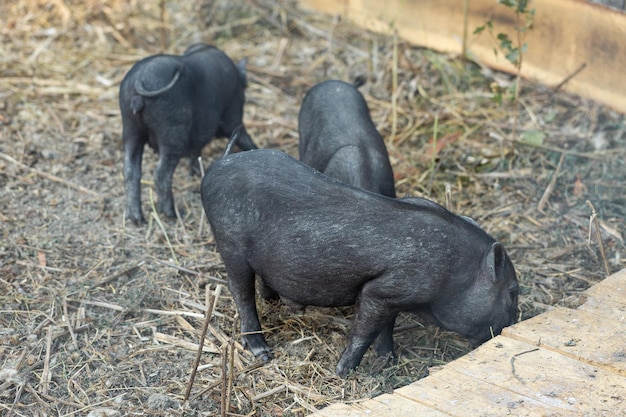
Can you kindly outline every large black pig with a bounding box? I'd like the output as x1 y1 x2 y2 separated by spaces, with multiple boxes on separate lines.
201 150 518 377
298 79 396 197
119 43 257 224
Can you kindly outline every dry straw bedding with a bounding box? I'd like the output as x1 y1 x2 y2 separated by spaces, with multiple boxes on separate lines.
1 0 624 416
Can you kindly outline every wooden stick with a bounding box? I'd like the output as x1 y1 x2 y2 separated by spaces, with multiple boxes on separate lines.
0 151 103 199
41 326 53 396
184 285 218 401
554 62 587 92
390 29 399 142
149 189 179 265
197 156 206 239
586 200 611 277
537 152 566 213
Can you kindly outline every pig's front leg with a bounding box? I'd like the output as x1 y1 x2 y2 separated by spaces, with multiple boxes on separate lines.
153 152 180 218
336 291 394 377
371 313 398 362
227 264 273 361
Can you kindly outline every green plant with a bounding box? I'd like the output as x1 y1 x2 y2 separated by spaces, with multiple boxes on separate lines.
474 0 535 103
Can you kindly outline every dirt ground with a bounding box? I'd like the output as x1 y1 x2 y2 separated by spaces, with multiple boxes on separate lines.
1 1 624 416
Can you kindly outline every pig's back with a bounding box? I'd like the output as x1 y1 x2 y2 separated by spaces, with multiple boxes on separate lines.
202 150 488 246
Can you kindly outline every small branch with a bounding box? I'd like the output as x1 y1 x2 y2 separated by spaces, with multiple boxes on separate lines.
537 152 566 213
197 156 206 239
510 348 539 385
41 326 54 396
0 151 103 199
149 189 179 265
155 259 228 285
554 63 587 92
88 261 145 290
390 29 399 142
586 200 611 277
184 285 220 401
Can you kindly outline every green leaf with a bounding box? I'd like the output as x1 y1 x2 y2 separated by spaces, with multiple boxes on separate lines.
521 130 546 146
505 49 519 65
474 25 486 34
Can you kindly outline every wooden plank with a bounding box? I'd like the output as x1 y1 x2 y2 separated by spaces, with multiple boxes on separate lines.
579 268 626 318
354 393 451 416
502 306 626 376
312 401 364 416
396 368 565 417
299 0 626 115
396 337 626 416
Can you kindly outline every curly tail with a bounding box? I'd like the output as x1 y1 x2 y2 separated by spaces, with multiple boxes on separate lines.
134 70 181 97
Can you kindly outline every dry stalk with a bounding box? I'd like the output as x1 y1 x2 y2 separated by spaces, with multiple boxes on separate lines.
149 188 179 265
554 63 587 92
88 261 144 290
537 151 565 213
226 321 236 416
390 29 399 142
586 200 610 277
62 297 78 350
0 151 103 199
41 326 53 396
197 156 207 239
155 259 228 285
184 284 221 400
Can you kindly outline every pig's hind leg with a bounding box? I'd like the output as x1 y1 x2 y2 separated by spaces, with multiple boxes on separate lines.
227 263 273 362
122 124 147 224
153 151 180 218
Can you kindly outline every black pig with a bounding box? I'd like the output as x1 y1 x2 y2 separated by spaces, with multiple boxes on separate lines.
201 150 518 377
298 80 396 197
119 43 257 224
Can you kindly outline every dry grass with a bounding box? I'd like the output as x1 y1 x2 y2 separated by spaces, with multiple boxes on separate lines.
1 0 624 416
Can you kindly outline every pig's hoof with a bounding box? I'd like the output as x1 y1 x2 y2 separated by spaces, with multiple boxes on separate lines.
335 364 355 379
258 351 274 363
127 214 147 225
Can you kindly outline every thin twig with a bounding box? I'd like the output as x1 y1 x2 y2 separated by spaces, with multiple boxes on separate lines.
88 261 145 290
226 318 236 416
390 29 398 142
62 297 78 350
586 200 611 277
537 152 566 213
0 151 103 199
220 343 228 417
510 348 539 385
197 156 206 239
184 285 219 401
41 326 53 396
554 63 587 92
149 189 179 265
155 259 228 285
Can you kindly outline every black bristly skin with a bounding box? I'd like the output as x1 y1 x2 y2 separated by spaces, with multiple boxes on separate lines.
298 80 396 198
201 150 518 377
119 43 257 224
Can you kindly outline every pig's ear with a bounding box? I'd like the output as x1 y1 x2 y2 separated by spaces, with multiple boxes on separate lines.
484 242 506 283
236 58 248 83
